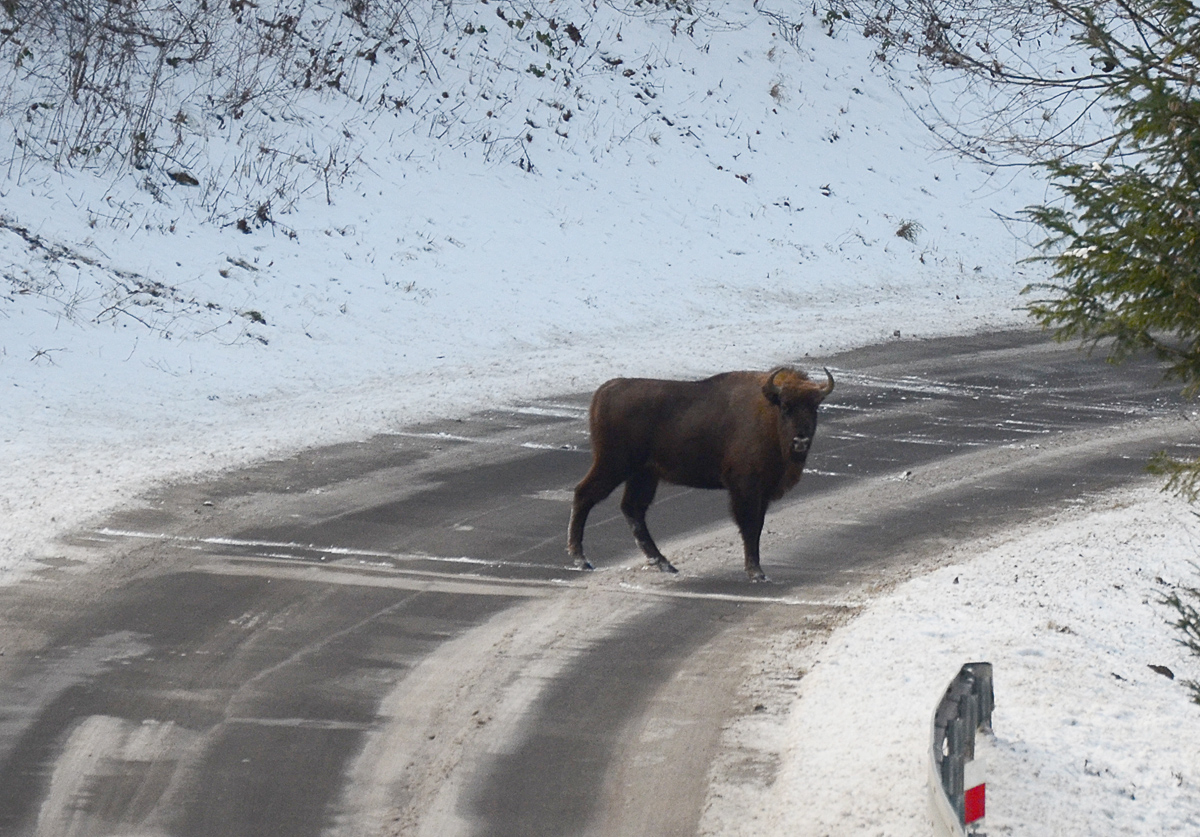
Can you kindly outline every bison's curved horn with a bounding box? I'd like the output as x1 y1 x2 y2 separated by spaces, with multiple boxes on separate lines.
818 367 835 401
763 366 788 405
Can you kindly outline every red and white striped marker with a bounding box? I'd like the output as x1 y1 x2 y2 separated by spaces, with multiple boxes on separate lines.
964 758 986 825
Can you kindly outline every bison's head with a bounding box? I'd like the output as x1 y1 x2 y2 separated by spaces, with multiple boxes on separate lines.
762 367 835 463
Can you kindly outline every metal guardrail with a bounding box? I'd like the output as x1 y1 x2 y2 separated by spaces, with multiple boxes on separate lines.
929 662 994 836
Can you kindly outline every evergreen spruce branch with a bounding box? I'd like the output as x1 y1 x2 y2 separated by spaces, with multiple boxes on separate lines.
1159 575 1200 702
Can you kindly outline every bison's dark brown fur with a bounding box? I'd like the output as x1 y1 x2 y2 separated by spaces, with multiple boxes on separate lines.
567 366 833 580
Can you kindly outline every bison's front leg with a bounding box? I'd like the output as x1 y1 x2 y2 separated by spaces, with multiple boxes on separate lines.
730 488 770 581
621 470 677 573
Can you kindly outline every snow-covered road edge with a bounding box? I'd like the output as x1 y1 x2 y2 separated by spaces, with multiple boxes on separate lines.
701 482 1200 836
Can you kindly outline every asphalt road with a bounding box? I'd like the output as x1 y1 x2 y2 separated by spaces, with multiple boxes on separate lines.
0 330 1195 837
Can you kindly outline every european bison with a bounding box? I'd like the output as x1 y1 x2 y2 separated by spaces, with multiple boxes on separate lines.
567 366 834 580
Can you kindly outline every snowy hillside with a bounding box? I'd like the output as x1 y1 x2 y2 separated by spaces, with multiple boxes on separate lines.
1 0 1043 578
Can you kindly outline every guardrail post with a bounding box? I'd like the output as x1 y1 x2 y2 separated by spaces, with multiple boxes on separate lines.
959 690 978 760
946 716 966 820
967 662 994 732
928 662 993 837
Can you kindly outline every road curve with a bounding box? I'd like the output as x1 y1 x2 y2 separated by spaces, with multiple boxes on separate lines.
0 330 1194 837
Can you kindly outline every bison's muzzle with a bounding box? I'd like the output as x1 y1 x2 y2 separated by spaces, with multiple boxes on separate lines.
790 434 812 459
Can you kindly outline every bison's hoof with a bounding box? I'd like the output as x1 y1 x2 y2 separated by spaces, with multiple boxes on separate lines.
645 559 677 574
748 572 770 583
575 558 595 571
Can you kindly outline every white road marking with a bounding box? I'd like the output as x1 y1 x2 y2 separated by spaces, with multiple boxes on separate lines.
832 370 1002 397
614 582 863 609
392 430 581 451
827 430 988 447
197 558 564 597
94 528 846 607
511 405 589 419
225 717 374 731
526 489 575 502
92 528 561 573
394 431 491 444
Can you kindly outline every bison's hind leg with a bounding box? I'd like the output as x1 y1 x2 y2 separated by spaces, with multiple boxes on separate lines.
621 469 677 574
568 464 626 570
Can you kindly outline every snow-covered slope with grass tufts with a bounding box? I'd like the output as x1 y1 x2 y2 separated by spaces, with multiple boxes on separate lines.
1 0 1041 579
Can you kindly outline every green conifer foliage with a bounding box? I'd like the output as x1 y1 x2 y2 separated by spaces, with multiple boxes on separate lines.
1023 1 1200 497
